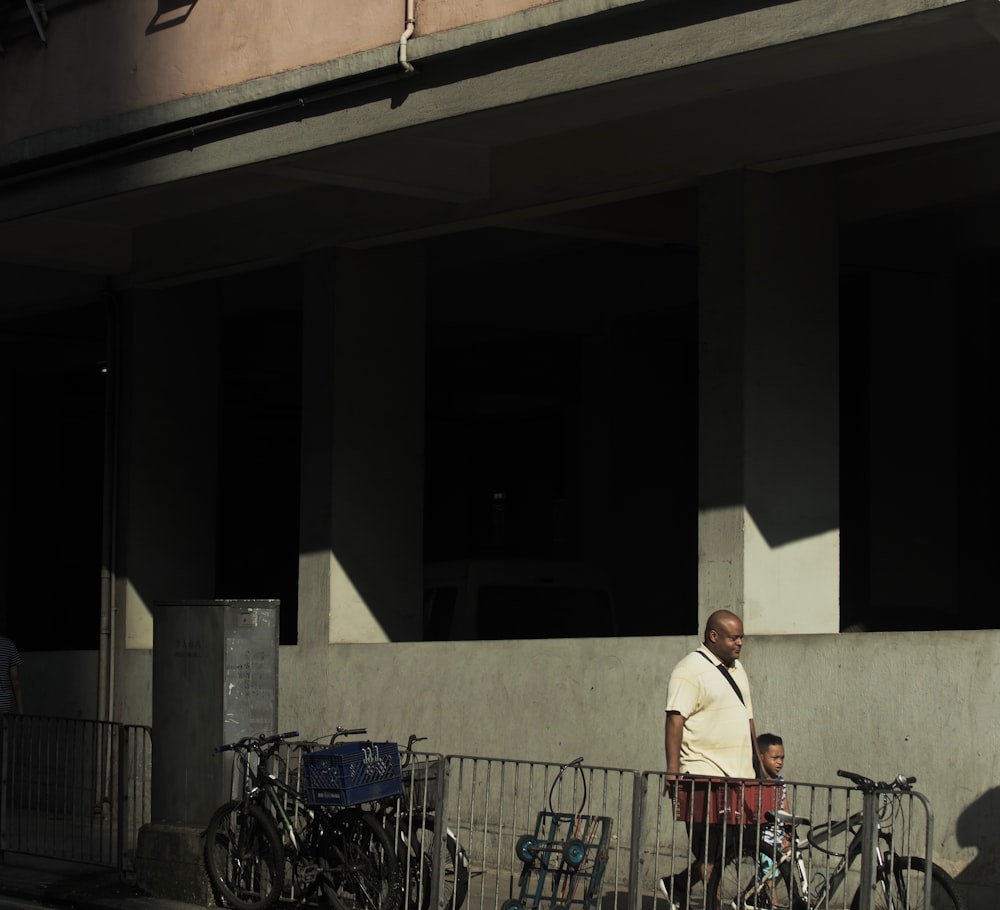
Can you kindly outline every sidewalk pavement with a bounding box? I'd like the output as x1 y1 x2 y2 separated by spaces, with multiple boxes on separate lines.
0 856 201 910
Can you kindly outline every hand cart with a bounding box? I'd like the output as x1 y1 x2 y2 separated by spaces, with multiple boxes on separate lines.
502 757 613 910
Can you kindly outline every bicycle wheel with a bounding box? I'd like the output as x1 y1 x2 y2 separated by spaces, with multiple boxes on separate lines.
850 855 965 910
386 811 432 910
319 807 403 910
408 814 471 910
707 851 803 910
205 799 285 910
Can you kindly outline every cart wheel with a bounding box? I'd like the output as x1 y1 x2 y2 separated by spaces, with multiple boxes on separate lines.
502 900 524 910
563 838 586 867
515 835 537 864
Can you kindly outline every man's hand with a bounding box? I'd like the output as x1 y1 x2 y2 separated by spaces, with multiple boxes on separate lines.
663 771 681 797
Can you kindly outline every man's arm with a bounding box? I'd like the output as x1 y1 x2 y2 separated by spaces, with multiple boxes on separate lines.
665 711 685 773
749 717 762 774
663 711 685 793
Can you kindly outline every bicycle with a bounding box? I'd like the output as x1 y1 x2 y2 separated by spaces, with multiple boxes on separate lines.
707 770 965 910
375 734 471 910
203 728 403 910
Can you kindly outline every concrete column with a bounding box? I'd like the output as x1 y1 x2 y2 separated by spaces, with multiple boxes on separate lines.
698 169 839 635
116 288 219 651
299 246 426 645
299 254 337 652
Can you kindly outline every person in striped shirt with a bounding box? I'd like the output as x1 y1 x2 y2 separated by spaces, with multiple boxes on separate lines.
0 635 23 717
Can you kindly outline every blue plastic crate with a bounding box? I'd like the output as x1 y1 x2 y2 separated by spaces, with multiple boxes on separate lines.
302 741 402 807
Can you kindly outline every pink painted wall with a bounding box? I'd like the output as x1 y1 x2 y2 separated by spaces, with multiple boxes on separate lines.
417 0 559 34
1 0 562 144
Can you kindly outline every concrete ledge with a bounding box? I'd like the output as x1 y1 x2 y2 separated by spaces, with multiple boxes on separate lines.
135 824 211 907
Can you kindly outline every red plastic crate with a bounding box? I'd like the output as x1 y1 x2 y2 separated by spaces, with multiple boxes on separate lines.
673 778 777 825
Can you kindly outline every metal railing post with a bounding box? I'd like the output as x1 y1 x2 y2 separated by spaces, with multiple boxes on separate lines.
117 723 128 875
430 755 447 910
922 796 935 910
627 771 646 910
857 789 879 910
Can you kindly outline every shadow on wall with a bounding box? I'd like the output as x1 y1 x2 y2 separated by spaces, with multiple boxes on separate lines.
147 0 198 34
840 604 963 633
954 787 1000 899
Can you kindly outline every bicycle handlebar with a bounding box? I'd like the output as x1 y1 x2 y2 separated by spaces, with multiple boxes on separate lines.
837 769 916 792
215 723 375 754
214 730 300 753
400 734 430 767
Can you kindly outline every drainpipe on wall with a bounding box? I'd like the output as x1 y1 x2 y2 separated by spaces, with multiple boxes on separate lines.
399 0 415 73
97 295 119 725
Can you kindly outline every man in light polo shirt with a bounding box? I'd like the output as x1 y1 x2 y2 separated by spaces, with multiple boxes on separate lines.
658 610 761 910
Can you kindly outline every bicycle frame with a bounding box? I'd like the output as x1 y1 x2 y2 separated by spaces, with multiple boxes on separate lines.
385 735 471 910
806 808 869 905
239 749 313 857
760 796 903 909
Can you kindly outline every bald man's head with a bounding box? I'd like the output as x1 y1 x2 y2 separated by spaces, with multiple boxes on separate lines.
704 610 744 666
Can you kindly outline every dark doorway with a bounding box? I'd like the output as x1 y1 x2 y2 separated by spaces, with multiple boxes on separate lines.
215 301 302 645
423 232 699 637
1 303 107 649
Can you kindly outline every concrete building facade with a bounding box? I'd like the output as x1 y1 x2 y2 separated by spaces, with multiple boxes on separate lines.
1 1 998 905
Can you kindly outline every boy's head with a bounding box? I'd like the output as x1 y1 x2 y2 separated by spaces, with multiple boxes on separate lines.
757 733 785 779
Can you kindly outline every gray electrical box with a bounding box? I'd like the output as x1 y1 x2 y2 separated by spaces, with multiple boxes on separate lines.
151 599 279 825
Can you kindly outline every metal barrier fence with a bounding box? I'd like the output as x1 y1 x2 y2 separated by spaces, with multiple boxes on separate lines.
0 714 152 872
1 721 936 910
443 755 636 910
637 773 934 910
438 760 934 910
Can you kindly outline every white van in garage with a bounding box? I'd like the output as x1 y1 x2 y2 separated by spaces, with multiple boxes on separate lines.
422 559 617 641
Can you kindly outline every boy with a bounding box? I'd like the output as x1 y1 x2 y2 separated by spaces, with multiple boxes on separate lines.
758 733 785 785
757 733 789 899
